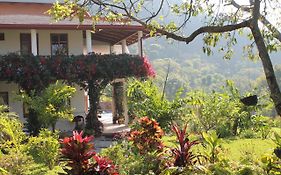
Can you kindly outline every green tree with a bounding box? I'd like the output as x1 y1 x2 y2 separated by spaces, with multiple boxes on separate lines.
127 79 189 130
20 81 76 132
50 0 281 116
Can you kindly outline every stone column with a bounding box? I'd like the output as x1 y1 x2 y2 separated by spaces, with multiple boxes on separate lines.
31 29 37 56
137 31 143 57
112 40 129 125
86 30 92 54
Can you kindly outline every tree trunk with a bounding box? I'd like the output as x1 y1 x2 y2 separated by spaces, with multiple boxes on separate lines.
85 80 103 135
51 122 56 133
112 81 125 124
250 24 281 116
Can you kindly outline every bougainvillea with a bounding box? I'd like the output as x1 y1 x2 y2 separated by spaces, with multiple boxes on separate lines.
0 53 155 91
0 53 155 135
129 116 164 154
60 131 119 175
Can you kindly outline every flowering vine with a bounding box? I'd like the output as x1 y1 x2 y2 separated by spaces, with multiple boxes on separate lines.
0 53 155 91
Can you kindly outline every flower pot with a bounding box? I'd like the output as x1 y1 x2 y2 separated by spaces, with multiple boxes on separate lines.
274 147 281 159
240 95 258 106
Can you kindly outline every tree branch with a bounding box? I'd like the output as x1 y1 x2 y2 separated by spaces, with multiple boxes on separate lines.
145 20 250 44
231 0 281 43
145 0 165 23
90 0 251 44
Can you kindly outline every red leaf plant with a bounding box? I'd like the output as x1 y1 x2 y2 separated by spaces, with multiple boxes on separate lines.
60 131 119 175
92 155 119 175
170 123 199 167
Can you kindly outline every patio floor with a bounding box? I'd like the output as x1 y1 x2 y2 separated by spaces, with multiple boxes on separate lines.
99 113 130 135
95 113 130 152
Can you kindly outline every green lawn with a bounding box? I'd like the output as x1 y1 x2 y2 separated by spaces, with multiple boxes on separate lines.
163 136 276 162
221 138 275 161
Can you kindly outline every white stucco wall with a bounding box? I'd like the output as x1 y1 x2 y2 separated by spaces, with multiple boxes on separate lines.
71 85 87 116
0 81 24 121
55 85 87 132
0 29 84 55
0 29 21 54
0 29 123 55
0 29 124 131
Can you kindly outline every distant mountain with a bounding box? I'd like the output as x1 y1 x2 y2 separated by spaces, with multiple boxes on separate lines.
129 34 281 98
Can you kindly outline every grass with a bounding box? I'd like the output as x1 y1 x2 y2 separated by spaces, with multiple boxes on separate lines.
221 138 275 161
162 135 276 162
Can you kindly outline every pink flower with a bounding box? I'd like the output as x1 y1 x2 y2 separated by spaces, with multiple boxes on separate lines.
142 56 156 77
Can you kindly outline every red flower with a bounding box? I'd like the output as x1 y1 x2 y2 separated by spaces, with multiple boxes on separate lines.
40 57 46 65
90 64 96 74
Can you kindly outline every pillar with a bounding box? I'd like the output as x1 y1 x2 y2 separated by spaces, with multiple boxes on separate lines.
111 39 129 125
137 31 143 57
86 30 92 54
31 29 37 56
121 40 129 125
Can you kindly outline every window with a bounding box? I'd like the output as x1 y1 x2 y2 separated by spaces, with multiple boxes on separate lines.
20 33 31 55
20 33 39 55
0 33 4 41
51 34 68 56
0 92 8 106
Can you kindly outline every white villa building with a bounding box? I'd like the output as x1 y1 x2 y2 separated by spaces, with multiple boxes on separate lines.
0 0 147 131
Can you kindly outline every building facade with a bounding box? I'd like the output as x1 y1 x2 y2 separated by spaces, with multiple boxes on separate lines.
0 1 146 131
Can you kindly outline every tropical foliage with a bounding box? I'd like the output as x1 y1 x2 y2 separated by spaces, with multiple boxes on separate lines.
127 79 188 129
19 81 75 133
129 116 164 154
60 131 118 175
170 123 200 167
0 107 67 174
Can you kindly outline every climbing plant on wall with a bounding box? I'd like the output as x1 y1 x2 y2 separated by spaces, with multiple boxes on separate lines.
0 53 155 135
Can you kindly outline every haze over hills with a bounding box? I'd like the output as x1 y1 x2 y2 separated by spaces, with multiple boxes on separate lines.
134 34 281 98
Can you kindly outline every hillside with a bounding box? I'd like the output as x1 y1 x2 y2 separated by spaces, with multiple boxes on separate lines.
130 36 281 98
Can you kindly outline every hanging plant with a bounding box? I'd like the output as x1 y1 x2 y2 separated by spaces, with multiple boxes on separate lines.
240 95 258 106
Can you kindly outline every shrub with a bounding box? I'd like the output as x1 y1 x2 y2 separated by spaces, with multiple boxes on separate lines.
129 116 164 154
60 131 118 175
0 105 25 151
252 115 272 139
101 141 161 175
19 81 76 132
127 79 189 130
26 129 60 169
0 150 48 175
207 163 232 175
240 129 258 139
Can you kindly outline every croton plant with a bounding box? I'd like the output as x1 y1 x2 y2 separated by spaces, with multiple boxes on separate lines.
129 116 164 154
60 131 118 175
